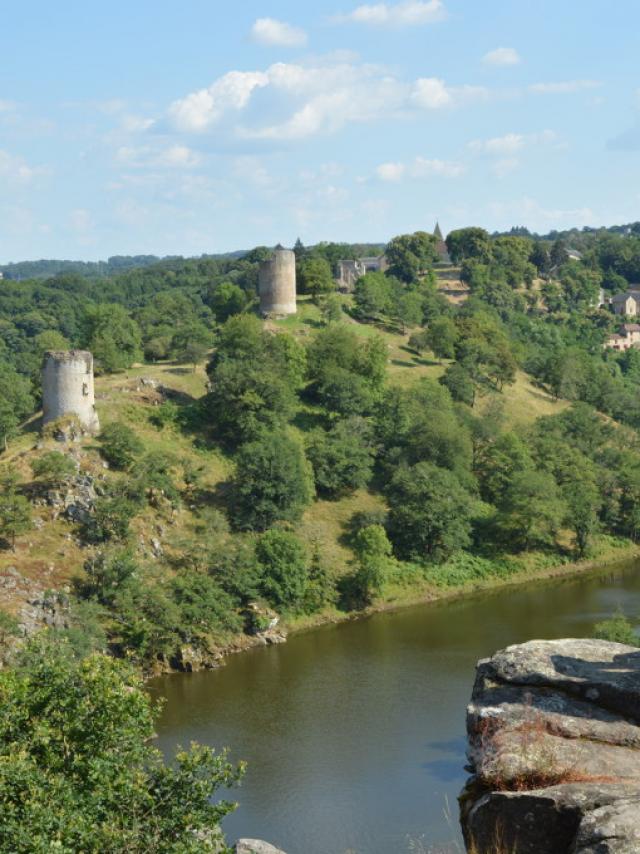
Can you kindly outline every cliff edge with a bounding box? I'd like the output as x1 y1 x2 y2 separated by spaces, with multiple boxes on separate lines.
460 638 640 853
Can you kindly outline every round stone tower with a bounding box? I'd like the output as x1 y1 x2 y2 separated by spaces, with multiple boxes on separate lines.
42 350 100 433
259 246 297 316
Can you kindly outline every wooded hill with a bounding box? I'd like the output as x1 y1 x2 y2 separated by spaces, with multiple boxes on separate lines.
0 228 639 671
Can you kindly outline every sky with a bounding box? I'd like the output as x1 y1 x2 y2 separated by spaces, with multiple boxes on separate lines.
1 0 640 261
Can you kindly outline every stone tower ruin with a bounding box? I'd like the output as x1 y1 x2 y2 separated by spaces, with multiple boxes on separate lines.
258 246 297 316
42 350 100 433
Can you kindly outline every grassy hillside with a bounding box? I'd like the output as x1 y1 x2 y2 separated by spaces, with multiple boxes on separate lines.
0 298 586 632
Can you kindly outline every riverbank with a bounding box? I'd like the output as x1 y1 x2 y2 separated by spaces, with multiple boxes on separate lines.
170 537 640 676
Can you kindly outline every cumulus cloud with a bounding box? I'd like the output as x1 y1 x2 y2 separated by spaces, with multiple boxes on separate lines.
333 0 446 27
376 156 464 181
168 71 270 132
251 18 307 47
529 80 600 94
482 47 520 66
166 59 488 140
411 77 488 109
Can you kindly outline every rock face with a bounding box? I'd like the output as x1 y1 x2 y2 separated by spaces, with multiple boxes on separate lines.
235 841 287 854
461 639 640 853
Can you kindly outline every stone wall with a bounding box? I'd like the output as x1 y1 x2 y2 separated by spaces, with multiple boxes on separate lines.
460 638 640 852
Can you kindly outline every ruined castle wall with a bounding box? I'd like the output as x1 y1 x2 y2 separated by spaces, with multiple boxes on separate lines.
259 248 297 316
42 350 100 433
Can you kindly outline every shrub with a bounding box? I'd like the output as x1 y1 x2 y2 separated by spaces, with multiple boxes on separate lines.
31 451 77 487
0 636 243 851
98 423 143 469
594 612 639 647
256 529 309 610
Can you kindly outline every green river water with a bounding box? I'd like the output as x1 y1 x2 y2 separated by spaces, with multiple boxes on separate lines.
152 561 640 854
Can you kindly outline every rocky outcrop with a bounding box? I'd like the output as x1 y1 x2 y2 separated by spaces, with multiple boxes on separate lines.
461 639 640 853
234 841 287 854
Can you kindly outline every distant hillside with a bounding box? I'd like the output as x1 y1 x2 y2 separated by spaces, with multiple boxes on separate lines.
0 243 385 282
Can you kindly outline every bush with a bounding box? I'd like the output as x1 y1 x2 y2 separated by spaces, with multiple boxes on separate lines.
98 423 143 469
30 451 77 487
84 496 137 543
0 636 243 851
594 612 639 647
256 529 309 610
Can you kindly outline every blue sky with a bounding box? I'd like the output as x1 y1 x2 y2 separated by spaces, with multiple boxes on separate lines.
1 0 639 261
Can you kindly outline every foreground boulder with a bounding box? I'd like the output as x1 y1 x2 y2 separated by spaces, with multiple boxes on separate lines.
460 639 640 853
235 841 287 854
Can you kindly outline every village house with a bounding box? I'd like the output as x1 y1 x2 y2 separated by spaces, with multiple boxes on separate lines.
611 290 640 316
604 323 640 351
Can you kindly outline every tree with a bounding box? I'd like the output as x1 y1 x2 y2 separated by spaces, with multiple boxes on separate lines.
386 232 438 283
256 528 309 610
386 462 473 562
496 470 565 551
352 524 393 604
353 272 392 319
171 321 214 370
550 238 569 269
564 473 601 557
475 433 533 505
209 282 248 321
297 256 334 302
445 227 492 265
425 316 458 362
207 359 297 445
306 417 375 498
98 423 144 469
0 636 243 852
0 470 31 551
83 304 143 373
31 451 77 488
440 363 476 406
231 431 314 531
392 288 424 333
0 363 34 451
321 293 344 324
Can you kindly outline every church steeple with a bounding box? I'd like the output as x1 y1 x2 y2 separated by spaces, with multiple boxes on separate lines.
434 221 444 240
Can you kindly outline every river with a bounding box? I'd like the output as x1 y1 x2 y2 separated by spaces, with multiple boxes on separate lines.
152 561 640 854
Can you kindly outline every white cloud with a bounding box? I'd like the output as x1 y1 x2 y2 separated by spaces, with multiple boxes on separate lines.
377 155 464 181
334 0 446 26
529 80 600 94
116 144 201 168
167 60 488 140
469 132 525 155
482 47 520 66
377 161 406 181
489 196 595 230
0 149 42 182
0 100 16 113
411 77 488 109
251 18 307 47
168 70 270 132
469 129 558 155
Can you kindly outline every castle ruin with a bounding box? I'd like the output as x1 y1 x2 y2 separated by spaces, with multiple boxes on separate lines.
42 350 100 433
258 246 297 316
